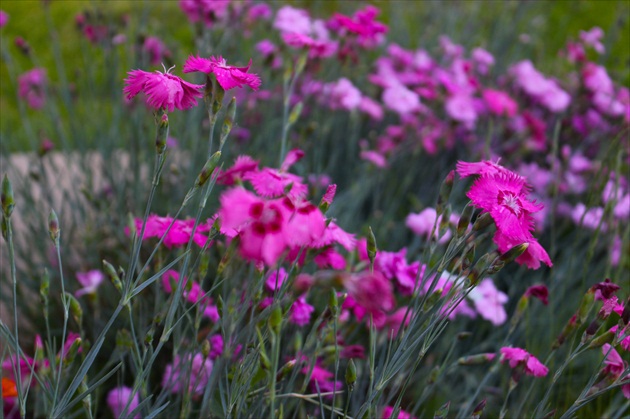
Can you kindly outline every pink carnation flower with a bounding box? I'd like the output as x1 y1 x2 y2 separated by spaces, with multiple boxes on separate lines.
128 215 212 249
290 296 315 326
75 269 105 297
123 69 203 112
382 84 420 115
601 344 630 399
273 5 312 35
328 5 388 48
179 0 230 27
482 89 518 117
183 55 261 91
500 347 549 377
18 68 47 110
580 27 605 54
265 267 288 291
162 270 219 321
468 278 508 325
325 78 362 111
217 155 259 185
405 208 452 244
282 32 337 59
107 386 140 419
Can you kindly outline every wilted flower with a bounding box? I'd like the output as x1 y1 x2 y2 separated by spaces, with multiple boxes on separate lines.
123 69 203 112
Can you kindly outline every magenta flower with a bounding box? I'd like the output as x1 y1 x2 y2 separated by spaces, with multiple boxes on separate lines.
265 267 288 291
179 0 230 27
290 296 315 326
162 270 219 321
301 363 342 394
580 27 605 54
327 5 388 48
128 215 212 249
183 55 261 91
217 155 259 185
482 89 518 117
75 269 105 297
282 32 337 59
468 279 509 325
106 386 140 419
500 347 549 377
601 344 630 399
524 284 549 305
18 68 47 110
324 78 362 110
382 405 416 419
0 10 8 28
123 69 203 112
142 36 171 66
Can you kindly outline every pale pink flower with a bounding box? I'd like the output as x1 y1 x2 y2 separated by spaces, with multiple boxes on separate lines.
256 39 277 57
439 35 464 58
123 69 203 112
482 89 518 117
18 68 47 109
107 386 140 419
290 296 315 326
325 78 362 111
359 96 384 120
468 279 508 325
580 27 605 54
142 36 171 66
183 55 261 91
360 150 388 168
472 47 495 74
571 203 605 231
611 235 623 267
162 352 213 397
582 63 614 94
273 6 312 35
75 269 105 297
0 10 8 28
445 94 478 127
405 208 452 244
500 347 549 377
382 84 420 115
510 60 570 112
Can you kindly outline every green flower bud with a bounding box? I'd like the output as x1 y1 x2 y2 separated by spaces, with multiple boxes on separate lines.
587 330 615 349
367 226 377 267
472 399 487 419
155 111 169 155
328 288 339 317
473 212 494 231
436 170 455 214
195 151 222 187
219 97 236 150
269 305 283 335
103 259 122 293
434 401 450 419
1 174 14 218
115 329 134 350
457 204 475 237
65 292 83 326
345 358 357 389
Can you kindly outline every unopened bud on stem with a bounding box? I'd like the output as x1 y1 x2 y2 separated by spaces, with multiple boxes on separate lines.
155 111 169 155
48 209 60 244
1 174 14 218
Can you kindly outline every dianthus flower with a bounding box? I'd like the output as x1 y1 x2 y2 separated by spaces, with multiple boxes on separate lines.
382 405 416 419
183 55 261 90
179 0 230 27
162 270 219 321
106 386 140 419
458 160 552 269
123 69 203 112
327 5 388 48
218 188 325 266
128 215 212 249
18 68 47 110
290 296 315 326
75 269 105 297
0 10 8 28
500 347 549 377
142 36 171 66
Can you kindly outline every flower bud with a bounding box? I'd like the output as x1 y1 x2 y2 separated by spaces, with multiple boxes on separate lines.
288 102 303 126
115 329 134 350
40 269 50 305
319 184 337 213
201 339 211 358
473 212 494 231
219 97 236 149
269 305 282 335
276 359 296 381
63 337 82 366
457 204 475 236
458 353 496 365
65 292 83 326
587 330 615 349
328 288 339 317
103 259 122 293
434 401 450 419
436 170 455 214
48 209 60 244
345 358 357 390
195 151 222 187
367 226 377 267
497 243 529 265
155 111 169 154
472 399 487 419
212 82 225 116
1 174 15 218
